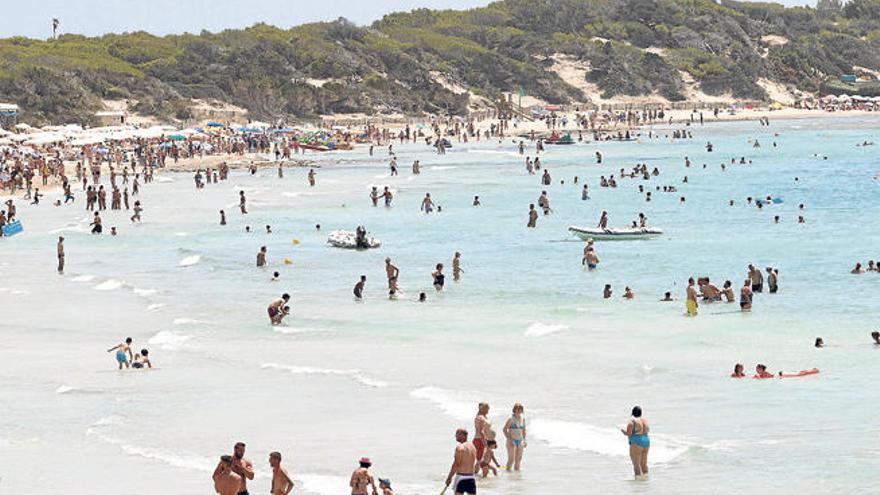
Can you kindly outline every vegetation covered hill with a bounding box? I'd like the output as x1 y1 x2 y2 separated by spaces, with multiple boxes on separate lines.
3 0 880 124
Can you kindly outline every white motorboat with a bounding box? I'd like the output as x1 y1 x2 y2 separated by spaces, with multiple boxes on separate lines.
568 225 663 241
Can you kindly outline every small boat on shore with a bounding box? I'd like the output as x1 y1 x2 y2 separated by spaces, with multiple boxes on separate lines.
327 230 381 249
568 225 663 241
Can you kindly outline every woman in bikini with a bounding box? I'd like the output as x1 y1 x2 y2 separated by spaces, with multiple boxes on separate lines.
621 406 650 478
502 403 527 471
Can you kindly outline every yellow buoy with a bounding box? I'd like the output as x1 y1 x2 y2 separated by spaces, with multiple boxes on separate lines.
291 239 300 245
283 258 293 265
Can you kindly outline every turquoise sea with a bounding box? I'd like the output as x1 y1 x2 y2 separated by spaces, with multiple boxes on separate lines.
1 116 879 494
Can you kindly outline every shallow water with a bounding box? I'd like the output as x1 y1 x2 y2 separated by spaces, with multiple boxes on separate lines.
2 116 880 494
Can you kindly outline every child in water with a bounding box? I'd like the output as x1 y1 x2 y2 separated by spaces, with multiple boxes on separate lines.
479 440 500 477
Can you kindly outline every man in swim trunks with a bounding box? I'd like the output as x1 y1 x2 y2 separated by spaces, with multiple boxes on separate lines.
445 428 478 495
228 442 254 495
350 457 378 495
269 451 293 495
268 294 290 325
473 403 491 468
748 264 763 293
583 245 599 269
685 277 698 316
213 455 243 495
107 337 133 369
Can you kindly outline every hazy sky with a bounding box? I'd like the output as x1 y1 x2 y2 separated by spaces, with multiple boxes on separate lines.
6 0 815 39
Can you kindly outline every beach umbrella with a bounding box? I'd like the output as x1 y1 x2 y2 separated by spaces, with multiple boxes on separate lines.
168 134 186 141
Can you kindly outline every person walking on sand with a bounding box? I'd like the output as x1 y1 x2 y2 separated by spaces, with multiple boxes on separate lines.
350 457 378 495
57 236 65 273
502 403 527 471
212 455 243 495
621 406 650 479
686 277 698 316
445 428 478 495
269 451 293 495
107 337 133 369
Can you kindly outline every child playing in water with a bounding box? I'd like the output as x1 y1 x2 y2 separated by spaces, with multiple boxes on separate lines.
378 478 394 495
480 440 500 477
132 349 152 369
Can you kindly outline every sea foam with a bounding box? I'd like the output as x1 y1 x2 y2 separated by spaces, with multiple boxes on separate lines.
261 363 388 388
525 322 569 337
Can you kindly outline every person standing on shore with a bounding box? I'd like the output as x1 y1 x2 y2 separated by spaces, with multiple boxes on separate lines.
212 455 243 495
686 277 698 316
621 406 650 479
56 236 65 273
502 403 527 471
445 429 477 495
350 457 378 495
473 403 491 469
269 451 293 495
308 168 316 186
228 442 254 494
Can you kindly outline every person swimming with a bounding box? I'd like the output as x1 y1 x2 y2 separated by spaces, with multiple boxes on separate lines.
731 363 746 378
753 364 774 379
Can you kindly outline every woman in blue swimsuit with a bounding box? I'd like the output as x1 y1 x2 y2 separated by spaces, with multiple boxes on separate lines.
621 405 650 478
502 403 527 471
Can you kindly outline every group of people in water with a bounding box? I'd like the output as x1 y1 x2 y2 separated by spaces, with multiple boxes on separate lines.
106 337 152 370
